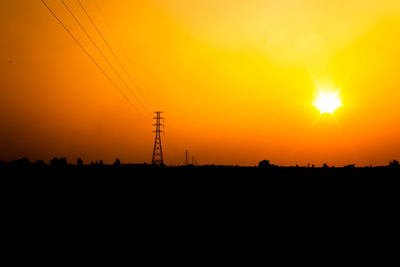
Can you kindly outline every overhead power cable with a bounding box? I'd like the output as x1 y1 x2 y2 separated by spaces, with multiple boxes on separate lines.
76 0 154 111
91 0 158 110
60 0 152 117
40 0 150 123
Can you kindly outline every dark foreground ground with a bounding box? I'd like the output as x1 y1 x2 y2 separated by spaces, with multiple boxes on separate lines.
2 163 399 219
2 162 399 223
2 162 399 193
2 161 400 177
2 162 399 256
2 160 399 202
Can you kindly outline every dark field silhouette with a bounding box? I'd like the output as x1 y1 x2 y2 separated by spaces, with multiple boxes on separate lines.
2 157 399 233
2 156 399 216
1 157 399 179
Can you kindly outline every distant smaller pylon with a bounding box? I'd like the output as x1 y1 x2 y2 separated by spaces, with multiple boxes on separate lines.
185 149 189 166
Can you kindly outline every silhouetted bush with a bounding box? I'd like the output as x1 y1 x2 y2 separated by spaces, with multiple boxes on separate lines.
344 164 355 169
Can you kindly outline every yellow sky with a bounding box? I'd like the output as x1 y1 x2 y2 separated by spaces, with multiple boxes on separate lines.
1 0 400 166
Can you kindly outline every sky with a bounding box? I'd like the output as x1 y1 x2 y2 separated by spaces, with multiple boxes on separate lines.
1 0 400 166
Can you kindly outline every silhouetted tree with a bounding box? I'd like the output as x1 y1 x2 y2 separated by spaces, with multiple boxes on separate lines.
389 160 399 168
258 160 271 168
15 157 30 166
50 157 67 167
323 163 328 168
77 158 83 166
114 158 121 166
99 160 103 166
36 160 46 167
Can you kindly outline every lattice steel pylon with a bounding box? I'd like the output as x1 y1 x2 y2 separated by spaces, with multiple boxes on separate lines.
152 111 164 165
185 150 189 166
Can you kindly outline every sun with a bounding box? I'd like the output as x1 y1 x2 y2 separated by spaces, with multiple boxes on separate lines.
313 90 342 114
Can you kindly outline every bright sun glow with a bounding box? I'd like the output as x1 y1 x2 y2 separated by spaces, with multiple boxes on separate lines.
313 90 342 114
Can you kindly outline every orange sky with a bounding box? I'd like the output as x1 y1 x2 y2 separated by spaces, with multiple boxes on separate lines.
1 0 400 166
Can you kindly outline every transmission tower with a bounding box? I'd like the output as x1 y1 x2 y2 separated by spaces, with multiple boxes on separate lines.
152 111 164 165
185 150 189 166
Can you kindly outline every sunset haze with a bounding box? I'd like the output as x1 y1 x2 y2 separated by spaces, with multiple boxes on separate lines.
1 0 400 166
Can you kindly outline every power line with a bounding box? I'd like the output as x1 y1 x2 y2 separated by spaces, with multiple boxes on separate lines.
76 0 154 112
40 0 150 123
91 0 131 63
61 0 151 116
60 0 152 117
91 0 157 109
